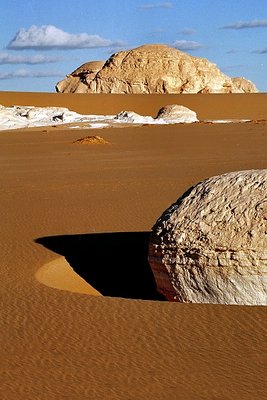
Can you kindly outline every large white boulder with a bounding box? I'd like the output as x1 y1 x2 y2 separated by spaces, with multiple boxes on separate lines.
148 170 267 305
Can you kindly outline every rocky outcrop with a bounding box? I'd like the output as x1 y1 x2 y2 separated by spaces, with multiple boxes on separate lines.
148 170 267 305
231 77 258 93
56 44 258 94
56 60 105 93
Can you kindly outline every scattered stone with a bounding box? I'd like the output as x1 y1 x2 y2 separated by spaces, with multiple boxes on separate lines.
148 169 267 305
73 135 110 145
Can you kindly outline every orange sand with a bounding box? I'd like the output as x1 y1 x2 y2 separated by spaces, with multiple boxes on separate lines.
0 92 266 400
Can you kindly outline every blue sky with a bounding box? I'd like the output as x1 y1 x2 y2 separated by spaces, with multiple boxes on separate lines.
0 0 266 92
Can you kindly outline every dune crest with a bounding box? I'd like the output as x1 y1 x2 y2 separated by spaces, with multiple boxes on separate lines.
35 257 101 296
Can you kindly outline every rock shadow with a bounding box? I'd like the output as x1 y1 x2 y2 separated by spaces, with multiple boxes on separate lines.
35 231 165 301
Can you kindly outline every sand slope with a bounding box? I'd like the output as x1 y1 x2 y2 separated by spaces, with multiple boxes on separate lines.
0 92 266 399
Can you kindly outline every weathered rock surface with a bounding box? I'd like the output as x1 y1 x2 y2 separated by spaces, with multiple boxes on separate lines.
56 60 105 93
156 104 198 123
148 170 267 305
231 77 258 93
56 44 258 94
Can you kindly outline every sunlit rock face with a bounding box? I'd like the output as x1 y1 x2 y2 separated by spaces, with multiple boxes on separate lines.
148 170 267 305
231 77 258 93
56 61 105 93
56 44 258 94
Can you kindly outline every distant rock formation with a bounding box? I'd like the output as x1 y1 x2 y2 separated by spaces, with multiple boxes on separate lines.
56 61 105 93
148 170 267 305
231 77 258 93
56 44 258 94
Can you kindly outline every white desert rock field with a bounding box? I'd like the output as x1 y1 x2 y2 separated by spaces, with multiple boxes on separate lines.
0 91 266 400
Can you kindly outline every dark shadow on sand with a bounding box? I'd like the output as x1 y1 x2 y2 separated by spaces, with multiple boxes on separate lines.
35 231 165 301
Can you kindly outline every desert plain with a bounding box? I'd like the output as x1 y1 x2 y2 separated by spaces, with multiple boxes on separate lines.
0 91 267 399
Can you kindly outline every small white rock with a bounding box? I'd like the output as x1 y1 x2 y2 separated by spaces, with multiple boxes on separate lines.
156 104 198 123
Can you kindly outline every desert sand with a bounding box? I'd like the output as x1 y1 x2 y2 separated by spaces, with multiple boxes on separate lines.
1 91 266 399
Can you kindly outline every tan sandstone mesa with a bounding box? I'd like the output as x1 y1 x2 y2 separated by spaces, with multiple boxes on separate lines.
56 44 258 94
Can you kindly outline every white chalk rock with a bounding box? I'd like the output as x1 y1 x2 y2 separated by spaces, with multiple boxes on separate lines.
0 105 82 130
148 170 267 305
156 104 198 123
114 110 155 124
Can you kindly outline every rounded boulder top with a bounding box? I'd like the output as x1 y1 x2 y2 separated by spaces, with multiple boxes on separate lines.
155 104 198 123
70 60 105 76
148 169 267 305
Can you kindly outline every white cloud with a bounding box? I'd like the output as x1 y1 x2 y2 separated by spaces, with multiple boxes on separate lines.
7 25 124 50
222 19 267 29
0 53 62 64
139 2 173 9
150 28 166 33
0 69 62 80
226 49 239 54
178 29 196 35
253 48 267 54
173 40 204 51
221 64 246 72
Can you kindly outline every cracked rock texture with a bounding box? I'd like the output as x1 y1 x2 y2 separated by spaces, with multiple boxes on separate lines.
55 44 258 94
148 170 267 305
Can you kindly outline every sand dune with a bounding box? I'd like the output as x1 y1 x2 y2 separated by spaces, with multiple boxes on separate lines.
0 92 266 399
